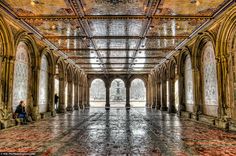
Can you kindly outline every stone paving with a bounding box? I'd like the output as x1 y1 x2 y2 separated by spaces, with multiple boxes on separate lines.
1 108 236 155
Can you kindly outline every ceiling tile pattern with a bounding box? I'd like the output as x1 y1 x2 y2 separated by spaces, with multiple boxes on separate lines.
1 0 229 74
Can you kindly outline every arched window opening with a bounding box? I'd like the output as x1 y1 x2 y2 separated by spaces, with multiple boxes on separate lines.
130 79 146 107
90 79 106 107
12 42 29 111
174 66 179 111
110 79 126 107
166 80 169 108
65 83 68 108
54 65 59 110
201 41 218 116
184 55 194 112
38 55 49 113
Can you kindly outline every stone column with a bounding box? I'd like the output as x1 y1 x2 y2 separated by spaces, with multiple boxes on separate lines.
87 84 90 108
125 82 131 109
58 77 66 113
168 77 176 113
79 83 83 109
161 79 167 111
156 82 161 109
105 83 110 110
66 80 73 111
49 72 55 115
193 68 202 117
82 83 86 109
74 82 79 110
152 80 157 108
150 81 154 108
178 74 185 112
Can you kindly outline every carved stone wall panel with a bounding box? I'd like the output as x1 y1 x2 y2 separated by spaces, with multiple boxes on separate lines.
0 35 3 55
184 55 194 112
232 48 236 119
38 55 49 113
202 41 218 116
12 42 29 111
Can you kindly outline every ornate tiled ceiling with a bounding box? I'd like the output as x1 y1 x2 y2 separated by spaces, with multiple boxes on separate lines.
0 0 229 74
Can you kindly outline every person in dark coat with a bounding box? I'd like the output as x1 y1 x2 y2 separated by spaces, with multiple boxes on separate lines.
15 100 29 124
54 93 59 110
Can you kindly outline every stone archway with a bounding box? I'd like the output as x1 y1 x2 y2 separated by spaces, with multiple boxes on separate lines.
55 59 66 113
90 79 106 107
168 59 179 113
12 42 30 111
130 78 146 107
201 41 219 117
110 78 126 107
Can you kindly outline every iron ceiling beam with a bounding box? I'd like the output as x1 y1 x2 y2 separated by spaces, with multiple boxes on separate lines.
76 62 158 65
46 35 188 40
68 56 165 59
60 48 175 51
18 15 212 20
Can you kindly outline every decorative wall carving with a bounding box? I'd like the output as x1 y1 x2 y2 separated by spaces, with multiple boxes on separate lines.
202 41 218 116
38 55 49 113
12 42 29 110
184 55 194 112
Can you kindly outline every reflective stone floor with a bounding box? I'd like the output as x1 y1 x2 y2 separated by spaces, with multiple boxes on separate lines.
1 108 236 155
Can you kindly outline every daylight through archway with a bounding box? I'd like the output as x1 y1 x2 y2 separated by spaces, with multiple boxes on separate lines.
110 79 126 107
130 79 146 107
90 79 106 107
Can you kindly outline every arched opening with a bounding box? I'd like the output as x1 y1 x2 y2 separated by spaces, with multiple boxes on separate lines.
90 79 106 107
12 42 30 111
65 83 68 109
38 55 49 113
184 55 194 112
130 79 146 107
110 79 126 107
174 64 179 112
54 61 65 113
54 65 60 111
228 31 236 119
201 41 218 117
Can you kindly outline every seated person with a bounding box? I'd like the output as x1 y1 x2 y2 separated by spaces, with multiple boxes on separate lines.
14 100 31 125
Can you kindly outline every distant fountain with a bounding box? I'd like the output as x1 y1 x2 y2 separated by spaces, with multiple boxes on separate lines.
113 80 123 101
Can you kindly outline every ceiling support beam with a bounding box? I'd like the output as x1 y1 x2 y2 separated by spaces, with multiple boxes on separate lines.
45 35 188 40
18 15 212 20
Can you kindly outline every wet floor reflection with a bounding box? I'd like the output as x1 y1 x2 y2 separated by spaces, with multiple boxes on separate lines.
1 108 236 155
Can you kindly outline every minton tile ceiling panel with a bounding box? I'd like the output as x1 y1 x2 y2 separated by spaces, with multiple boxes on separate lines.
4 0 75 16
157 0 225 16
81 0 147 15
94 39 139 49
147 19 206 36
89 19 145 36
24 19 86 36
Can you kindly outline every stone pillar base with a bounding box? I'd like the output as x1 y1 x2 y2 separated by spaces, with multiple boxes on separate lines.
105 107 110 110
168 105 176 113
51 110 56 117
74 105 79 110
58 108 66 113
215 119 230 130
66 107 74 111
161 106 168 111
156 104 161 110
